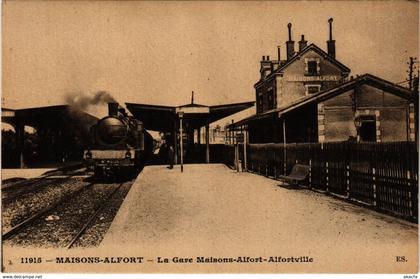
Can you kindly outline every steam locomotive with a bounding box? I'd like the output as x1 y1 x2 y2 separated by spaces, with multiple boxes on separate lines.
84 103 154 176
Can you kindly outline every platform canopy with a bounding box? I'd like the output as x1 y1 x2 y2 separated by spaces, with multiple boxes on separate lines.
2 105 99 168
2 105 98 130
125 100 255 132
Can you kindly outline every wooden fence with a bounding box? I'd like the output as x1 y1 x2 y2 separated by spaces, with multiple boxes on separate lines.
222 142 418 222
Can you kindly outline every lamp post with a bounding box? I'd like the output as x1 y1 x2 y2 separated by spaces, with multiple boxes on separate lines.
179 111 184 172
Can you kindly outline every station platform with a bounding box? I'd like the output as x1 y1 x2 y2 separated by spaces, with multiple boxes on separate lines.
99 163 418 273
1 161 83 182
1 168 55 181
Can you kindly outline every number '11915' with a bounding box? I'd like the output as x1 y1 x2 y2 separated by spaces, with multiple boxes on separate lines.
21 257 42 264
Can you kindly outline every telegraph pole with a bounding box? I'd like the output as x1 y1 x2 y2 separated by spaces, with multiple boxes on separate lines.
406 57 419 147
407 57 418 91
414 70 419 93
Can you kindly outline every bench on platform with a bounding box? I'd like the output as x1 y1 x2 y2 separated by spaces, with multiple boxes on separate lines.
278 164 310 186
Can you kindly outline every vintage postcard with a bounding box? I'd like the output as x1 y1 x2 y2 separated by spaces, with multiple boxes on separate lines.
1 0 418 275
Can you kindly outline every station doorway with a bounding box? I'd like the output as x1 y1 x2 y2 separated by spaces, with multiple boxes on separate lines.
359 117 376 142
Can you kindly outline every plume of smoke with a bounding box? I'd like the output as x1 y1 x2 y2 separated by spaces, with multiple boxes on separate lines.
65 90 117 111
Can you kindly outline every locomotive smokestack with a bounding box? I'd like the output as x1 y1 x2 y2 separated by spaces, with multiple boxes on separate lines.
108 102 119 116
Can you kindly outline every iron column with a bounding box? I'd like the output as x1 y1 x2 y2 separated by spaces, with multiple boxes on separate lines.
179 112 184 172
205 123 210 163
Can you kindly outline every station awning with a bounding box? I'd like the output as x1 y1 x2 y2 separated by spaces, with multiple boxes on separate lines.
126 101 255 132
2 105 98 130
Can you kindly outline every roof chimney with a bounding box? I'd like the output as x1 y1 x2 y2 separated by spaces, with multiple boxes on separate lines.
298 35 307 52
327 18 336 59
286 23 295 60
260 55 272 77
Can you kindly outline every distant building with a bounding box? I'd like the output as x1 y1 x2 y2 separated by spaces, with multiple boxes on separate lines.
228 19 416 144
197 124 226 144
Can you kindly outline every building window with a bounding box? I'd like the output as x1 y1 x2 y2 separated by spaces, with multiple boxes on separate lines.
308 86 319 94
267 89 274 110
305 58 320 76
257 93 263 114
305 84 321 95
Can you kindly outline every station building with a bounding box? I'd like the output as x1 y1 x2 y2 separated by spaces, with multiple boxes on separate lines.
228 19 416 144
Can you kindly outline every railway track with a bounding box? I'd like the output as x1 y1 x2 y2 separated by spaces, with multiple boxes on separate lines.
2 175 77 204
2 176 56 191
2 182 96 240
65 182 124 249
2 180 131 248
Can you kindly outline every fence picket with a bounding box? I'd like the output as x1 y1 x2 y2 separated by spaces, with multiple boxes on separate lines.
228 141 418 221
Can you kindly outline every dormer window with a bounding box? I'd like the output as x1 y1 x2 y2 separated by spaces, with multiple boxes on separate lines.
305 58 320 76
308 61 317 75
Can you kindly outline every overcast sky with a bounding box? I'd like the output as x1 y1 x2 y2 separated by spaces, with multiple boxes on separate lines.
2 1 419 126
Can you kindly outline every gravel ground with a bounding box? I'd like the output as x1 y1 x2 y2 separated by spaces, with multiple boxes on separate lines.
2 177 88 230
3 180 134 248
